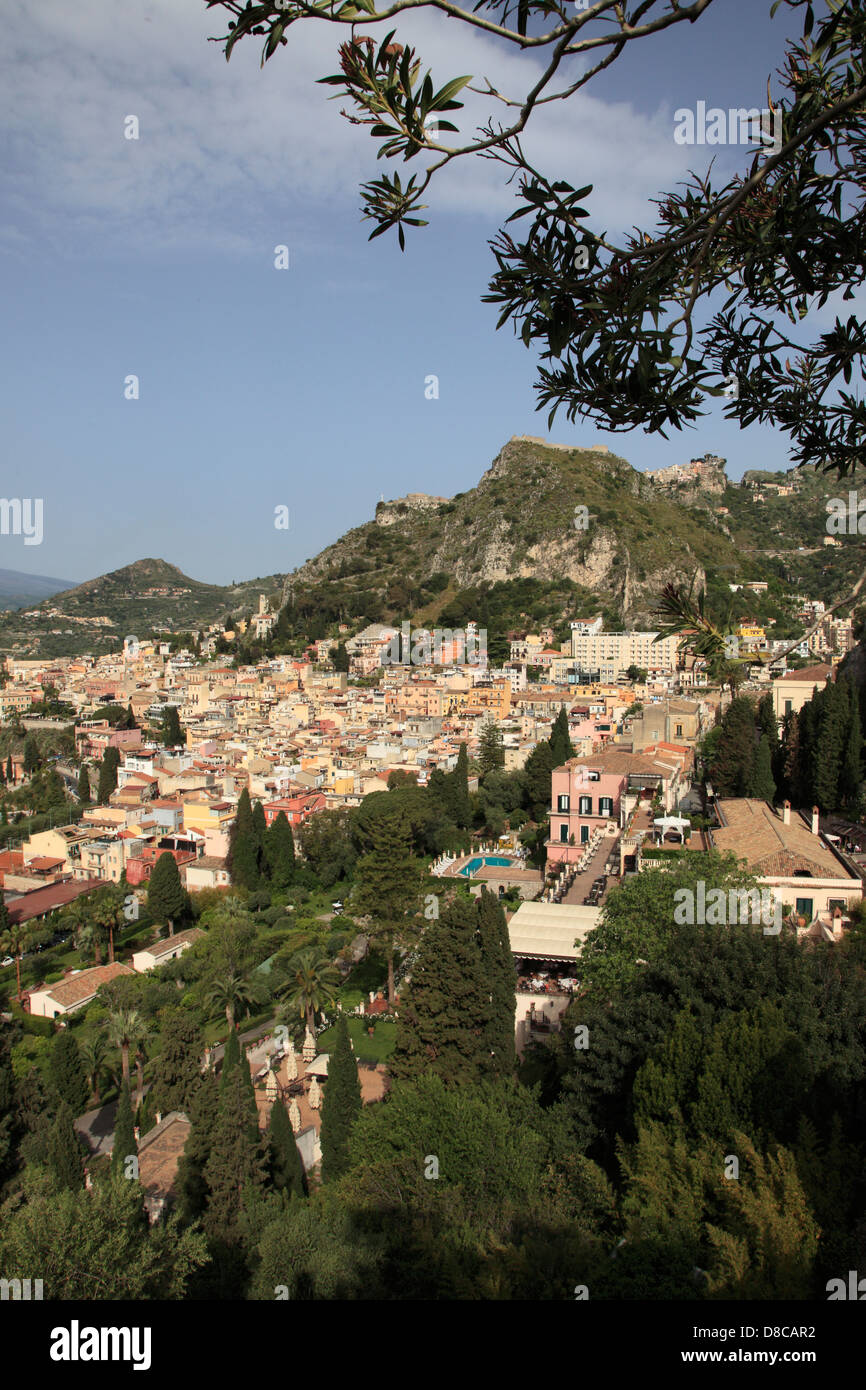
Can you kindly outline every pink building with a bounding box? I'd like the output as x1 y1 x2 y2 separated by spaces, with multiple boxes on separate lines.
547 761 626 863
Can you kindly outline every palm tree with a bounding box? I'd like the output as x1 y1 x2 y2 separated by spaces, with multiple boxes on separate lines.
106 1007 146 1085
0 921 33 1001
74 921 107 967
79 1033 108 1106
133 1029 150 1110
90 887 124 965
204 971 264 1030
277 949 339 1035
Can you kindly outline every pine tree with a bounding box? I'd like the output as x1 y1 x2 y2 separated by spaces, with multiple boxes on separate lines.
77 762 91 804
478 718 505 775
391 897 493 1086
147 851 185 936
264 811 295 891
112 1081 138 1179
320 1014 362 1183
476 889 516 1076
748 736 776 803
227 788 260 890
47 1102 85 1191
97 746 120 803
267 1097 307 1197
549 707 575 765
49 1032 89 1115
353 809 424 1004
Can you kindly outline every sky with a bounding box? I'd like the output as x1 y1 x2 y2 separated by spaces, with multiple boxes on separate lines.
0 0 828 586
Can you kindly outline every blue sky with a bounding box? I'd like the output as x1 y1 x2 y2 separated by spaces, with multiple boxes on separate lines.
0 0 818 585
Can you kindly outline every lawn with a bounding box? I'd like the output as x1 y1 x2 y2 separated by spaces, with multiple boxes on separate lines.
317 1014 396 1064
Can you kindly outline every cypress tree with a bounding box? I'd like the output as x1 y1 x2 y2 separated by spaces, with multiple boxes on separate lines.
264 811 295 891
267 1096 307 1197
176 1071 220 1222
476 890 517 1076
221 1026 241 1090
47 1102 85 1191
710 697 756 796
23 734 40 774
228 788 260 890
149 1009 203 1114
112 1081 138 1179
549 707 575 765
5 755 12 784
451 743 472 827
97 746 120 803
252 801 267 868
162 705 183 746
814 680 846 812
319 1014 362 1183
202 1058 266 1242
840 680 863 813
147 851 185 936
49 1031 89 1115
748 736 776 803
524 740 557 818
77 763 91 804
391 897 493 1086
756 692 779 750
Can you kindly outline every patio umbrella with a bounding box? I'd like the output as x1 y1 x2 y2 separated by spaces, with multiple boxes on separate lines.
286 1049 298 1081
265 1070 278 1102
302 1028 316 1062
289 1098 302 1134
308 1076 321 1110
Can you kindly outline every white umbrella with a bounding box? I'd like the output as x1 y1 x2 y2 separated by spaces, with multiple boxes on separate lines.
308 1076 321 1110
265 1070 278 1102
302 1028 316 1062
286 1049 298 1081
289 1099 302 1134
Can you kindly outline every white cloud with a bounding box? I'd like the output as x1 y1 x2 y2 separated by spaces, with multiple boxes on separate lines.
0 0 738 257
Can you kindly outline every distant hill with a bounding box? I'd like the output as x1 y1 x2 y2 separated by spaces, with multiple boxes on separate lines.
0 568 78 612
0 559 286 658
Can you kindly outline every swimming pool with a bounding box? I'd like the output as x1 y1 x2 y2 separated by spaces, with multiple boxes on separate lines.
459 855 516 876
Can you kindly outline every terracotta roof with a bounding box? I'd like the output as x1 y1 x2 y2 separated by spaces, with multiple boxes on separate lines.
137 927 205 960
713 798 853 879
776 664 832 683
8 877 102 925
33 961 134 1008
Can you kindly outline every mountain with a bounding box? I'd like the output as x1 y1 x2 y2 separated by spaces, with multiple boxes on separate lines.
0 559 286 659
279 436 858 644
0 437 859 660
0 568 78 612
